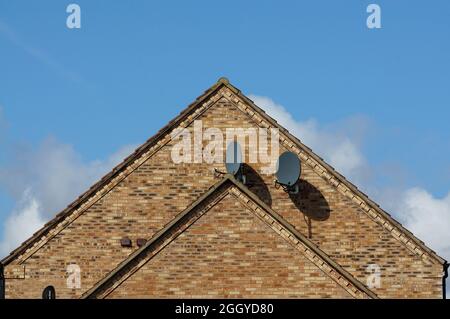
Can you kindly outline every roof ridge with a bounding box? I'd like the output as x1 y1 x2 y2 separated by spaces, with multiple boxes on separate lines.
81 175 377 299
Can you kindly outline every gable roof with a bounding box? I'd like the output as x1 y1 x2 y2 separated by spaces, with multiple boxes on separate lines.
2 77 445 267
81 175 378 299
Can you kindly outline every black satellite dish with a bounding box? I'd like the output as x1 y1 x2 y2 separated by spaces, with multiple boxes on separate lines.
225 141 242 175
275 151 301 193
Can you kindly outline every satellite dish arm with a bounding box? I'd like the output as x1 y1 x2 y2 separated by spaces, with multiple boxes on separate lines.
275 179 299 194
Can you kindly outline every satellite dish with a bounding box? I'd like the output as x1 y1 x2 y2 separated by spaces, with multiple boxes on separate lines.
276 151 301 187
225 141 242 175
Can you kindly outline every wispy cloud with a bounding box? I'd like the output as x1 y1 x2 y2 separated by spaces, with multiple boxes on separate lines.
0 19 82 83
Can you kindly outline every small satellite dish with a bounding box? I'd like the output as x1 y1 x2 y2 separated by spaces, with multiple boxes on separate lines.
222 141 246 184
275 151 301 192
225 141 242 175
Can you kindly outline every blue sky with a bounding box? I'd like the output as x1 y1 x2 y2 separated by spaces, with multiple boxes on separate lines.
0 0 449 290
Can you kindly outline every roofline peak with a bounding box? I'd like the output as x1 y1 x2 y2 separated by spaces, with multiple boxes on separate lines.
217 77 229 84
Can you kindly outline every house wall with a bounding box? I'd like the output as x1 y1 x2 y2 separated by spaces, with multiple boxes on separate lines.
4 89 443 298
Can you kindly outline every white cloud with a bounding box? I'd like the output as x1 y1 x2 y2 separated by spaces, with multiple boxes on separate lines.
250 94 450 295
395 188 450 261
393 188 450 297
0 137 137 258
0 190 45 256
249 95 371 185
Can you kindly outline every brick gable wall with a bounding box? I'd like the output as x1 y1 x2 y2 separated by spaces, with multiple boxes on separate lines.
4 88 443 298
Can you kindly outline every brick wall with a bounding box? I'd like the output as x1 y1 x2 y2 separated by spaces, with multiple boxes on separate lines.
107 192 354 299
4 87 443 298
